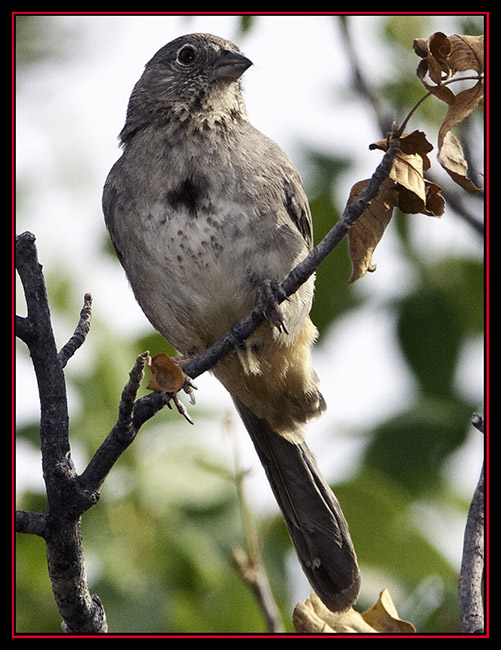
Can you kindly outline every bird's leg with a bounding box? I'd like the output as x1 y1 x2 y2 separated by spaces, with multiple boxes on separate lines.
257 280 290 335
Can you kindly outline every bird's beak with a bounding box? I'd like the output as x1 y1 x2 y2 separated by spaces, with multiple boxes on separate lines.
212 49 253 81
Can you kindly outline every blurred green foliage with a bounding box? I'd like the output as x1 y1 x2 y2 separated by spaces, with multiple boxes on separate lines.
15 14 484 634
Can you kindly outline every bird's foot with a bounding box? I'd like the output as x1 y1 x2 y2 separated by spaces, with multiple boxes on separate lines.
257 280 289 335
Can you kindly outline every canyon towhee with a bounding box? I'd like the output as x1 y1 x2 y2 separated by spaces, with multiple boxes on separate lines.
103 33 360 612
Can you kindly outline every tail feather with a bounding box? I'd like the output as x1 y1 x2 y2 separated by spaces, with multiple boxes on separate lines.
234 399 360 612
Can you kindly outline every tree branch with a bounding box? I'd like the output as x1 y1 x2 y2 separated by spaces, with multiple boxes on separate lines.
15 509 47 537
337 15 394 137
230 436 284 633
15 314 34 344
15 232 108 634
232 546 284 633
77 351 150 495
458 415 485 634
16 233 73 514
124 135 400 431
58 292 93 369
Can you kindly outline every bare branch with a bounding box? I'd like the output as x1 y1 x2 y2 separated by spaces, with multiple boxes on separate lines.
337 15 394 137
78 351 150 495
58 293 93 369
229 431 284 633
15 314 34 344
44 516 107 634
15 232 71 494
458 461 485 633
15 509 47 537
123 135 400 437
232 546 284 633
16 232 108 634
458 416 485 634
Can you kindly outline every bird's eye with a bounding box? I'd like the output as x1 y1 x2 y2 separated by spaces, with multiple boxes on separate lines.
177 45 196 66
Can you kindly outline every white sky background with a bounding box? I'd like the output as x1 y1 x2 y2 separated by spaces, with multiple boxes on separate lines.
15 14 485 585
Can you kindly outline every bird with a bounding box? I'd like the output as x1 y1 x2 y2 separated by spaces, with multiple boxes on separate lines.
103 32 360 612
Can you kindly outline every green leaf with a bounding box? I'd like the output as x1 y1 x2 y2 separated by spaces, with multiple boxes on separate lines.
335 468 457 582
361 396 471 494
396 283 464 398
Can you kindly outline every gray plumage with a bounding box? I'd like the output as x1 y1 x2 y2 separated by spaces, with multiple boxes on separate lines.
103 33 360 612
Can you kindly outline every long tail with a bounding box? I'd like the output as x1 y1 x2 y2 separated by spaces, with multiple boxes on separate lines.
233 399 360 612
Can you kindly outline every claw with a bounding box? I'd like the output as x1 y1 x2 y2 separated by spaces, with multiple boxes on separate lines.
170 392 195 425
257 280 289 335
182 375 197 405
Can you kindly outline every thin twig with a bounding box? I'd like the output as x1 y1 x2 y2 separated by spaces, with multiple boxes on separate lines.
232 546 284 634
396 74 483 138
231 434 284 633
78 351 150 495
126 135 400 428
58 293 93 369
337 15 394 136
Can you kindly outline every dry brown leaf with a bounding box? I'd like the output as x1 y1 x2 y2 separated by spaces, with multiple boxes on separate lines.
362 589 417 633
347 131 445 282
373 132 445 216
447 34 484 76
437 83 484 193
440 80 484 137
293 589 416 634
394 179 445 217
398 129 434 168
422 180 446 216
147 352 185 392
414 32 484 85
438 130 482 194
415 58 456 105
415 32 451 84
348 131 445 282
347 177 398 283
413 32 484 193
392 153 430 207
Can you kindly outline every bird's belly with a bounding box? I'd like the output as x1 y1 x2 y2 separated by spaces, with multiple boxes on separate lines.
128 209 264 354
122 199 313 357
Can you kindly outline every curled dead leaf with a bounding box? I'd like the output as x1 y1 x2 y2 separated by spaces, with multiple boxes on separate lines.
446 34 484 76
392 152 432 210
397 130 434 169
147 352 185 392
423 180 446 216
437 84 484 193
438 130 482 193
362 588 416 633
293 589 416 634
415 32 452 85
372 132 445 216
413 32 484 193
414 32 484 84
348 132 444 282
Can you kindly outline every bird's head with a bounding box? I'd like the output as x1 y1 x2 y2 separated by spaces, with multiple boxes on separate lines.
120 33 253 143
